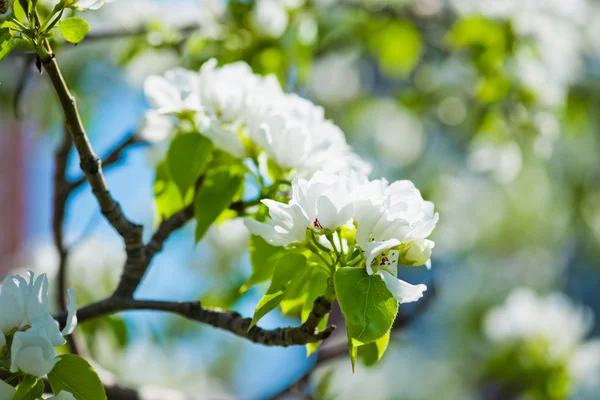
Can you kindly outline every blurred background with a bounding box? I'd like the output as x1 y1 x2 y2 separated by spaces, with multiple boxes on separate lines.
1 0 600 398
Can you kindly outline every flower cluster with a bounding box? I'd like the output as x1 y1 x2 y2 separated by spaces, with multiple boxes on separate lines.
245 171 438 304
0 272 77 378
484 288 593 360
141 59 370 178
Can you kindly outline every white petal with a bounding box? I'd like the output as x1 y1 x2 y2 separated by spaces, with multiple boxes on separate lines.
380 271 427 304
315 195 342 229
0 379 15 400
49 391 77 400
144 75 181 112
362 239 401 275
62 288 78 336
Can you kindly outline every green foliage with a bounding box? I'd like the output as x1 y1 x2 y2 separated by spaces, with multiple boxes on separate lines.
58 17 90 44
48 354 107 400
167 133 213 200
250 252 307 328
0 27 20 61
154 160 185 220
194 164 245 242
14 376 43 400
280 265 328 320
368 20 422 78
242 235 284 291
484 340 571 400
359 330 391 367
334 267 398 347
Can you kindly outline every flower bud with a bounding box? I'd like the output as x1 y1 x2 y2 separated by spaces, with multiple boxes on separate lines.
399 239 434 267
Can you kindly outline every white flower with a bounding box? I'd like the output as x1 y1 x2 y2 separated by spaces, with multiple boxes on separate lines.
0 379 15 400
142 60 371 178
245 172 355 246
10 322 59 377
139 111 174 144
144 68 200 115
354 180 438 271
251 0 289 38
484 288 593 360
50 391 77 400
0 272 77 340
570 340 600 400
74 0 115 10
352 179 437 304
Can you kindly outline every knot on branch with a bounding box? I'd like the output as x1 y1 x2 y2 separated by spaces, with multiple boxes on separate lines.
81 155 101 175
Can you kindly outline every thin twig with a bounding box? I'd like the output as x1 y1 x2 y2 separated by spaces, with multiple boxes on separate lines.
69 133 145 191
51 126 79 355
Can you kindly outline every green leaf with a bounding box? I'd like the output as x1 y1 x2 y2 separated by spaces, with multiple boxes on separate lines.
0 28 20 62
154 160 185 220
167 133 213 200
14 376 41 400
334 267 398 347
194 165 245 242
349 341 358 372
315 368 335 400
48 354 107 400
359 330 391 366
369 20 422 78
250 252 307 328
241 235 283 291
280 266 328 320
58 17 90 44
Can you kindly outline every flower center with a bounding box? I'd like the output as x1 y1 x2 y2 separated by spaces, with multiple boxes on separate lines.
0 0 7 13
313 218 323 230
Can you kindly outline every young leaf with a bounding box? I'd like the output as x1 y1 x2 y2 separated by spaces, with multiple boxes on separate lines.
194 165 245 242
154 160 185 220
280 266 328 319
334 267 398 347
0 28 20 62
14 376 40 400
58 17 90 44
241 235 283 291
48 354 107 400
349 341 358 373
359 330 391 366
167 133 213 200
250 252 307 328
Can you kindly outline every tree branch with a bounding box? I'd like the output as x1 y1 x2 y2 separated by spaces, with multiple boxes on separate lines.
69 133 145 191
269 282 438 400
114 203 195 298
51 126 80 355
79 23 200 43
56 296 335 347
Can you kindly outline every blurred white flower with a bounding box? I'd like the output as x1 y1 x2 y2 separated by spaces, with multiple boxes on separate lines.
75 0 115 10
206 218 250 257
142 59 371 177
484 288 593 359
311 52 362 105
0 379 15 400
10 322 59 377
49 391 77 400
570 340 600 400
251 0 289 38
468 141 523 184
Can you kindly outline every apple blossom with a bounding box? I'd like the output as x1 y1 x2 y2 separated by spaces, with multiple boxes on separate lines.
10 322 60 377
